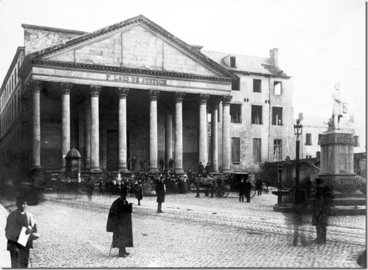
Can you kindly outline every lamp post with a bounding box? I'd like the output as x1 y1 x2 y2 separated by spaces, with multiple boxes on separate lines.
294 119 303 189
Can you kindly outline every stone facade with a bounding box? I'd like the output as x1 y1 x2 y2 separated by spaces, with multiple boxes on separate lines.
0 15 295 183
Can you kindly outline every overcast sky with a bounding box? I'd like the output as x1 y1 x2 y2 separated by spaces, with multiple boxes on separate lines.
0 0 365 123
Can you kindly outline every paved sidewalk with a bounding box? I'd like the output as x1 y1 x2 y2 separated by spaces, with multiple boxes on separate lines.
0 203 11 269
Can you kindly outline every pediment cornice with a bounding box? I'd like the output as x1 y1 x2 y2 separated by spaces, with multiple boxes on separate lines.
29 15 236 80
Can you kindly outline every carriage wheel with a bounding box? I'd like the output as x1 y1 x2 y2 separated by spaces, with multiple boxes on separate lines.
216 186 229 198
221 186 230 198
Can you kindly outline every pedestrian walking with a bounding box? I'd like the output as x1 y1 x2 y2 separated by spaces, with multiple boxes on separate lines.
244 178 252 203
155 177 166 213
256 176 263 195
292 188 307 246
311 178 333 244
5 196 39 268
106 187 133 257
134 181 143 205
159 157 165 172
99 180 104 195
265 179 270 193
238 177 246 202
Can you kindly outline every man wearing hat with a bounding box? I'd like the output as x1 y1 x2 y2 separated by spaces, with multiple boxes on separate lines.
106 187 133 257
5 196 38 268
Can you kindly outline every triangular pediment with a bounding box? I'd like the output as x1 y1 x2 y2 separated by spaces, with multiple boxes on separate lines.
33 15 234 79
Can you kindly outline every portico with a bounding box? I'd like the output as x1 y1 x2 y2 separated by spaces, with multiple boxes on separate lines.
20 15 236 176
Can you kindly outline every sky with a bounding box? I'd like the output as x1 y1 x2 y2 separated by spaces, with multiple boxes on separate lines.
0 0 366 123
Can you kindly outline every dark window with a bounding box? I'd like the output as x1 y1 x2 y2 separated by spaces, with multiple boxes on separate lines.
253 138 262 163
231 137 240 163
354 136 359 147
251 105 263 124
272 107 283 125
253 79 261 93
274 81 282 95
230 56 236 68
318 134 322 145
274 139 282 161
305 133 312 145
230 104 242 123
232 77 240 91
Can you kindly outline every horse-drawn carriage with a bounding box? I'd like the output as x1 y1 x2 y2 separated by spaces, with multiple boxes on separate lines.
190 172 256 198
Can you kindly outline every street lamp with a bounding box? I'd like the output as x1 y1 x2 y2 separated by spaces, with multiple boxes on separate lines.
294 119 303 189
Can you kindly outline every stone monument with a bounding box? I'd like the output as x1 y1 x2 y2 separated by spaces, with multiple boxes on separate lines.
318 84 366 214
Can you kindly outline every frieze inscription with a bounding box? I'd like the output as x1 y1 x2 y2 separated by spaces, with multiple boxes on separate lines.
106 75 167 86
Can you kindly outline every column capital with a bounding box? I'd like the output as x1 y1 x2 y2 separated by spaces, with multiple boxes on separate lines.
149 90 160 100
175 92 185 102
118 88 129 98
61 83 73 91
27 79 43 92
199 94 210 104
222 96 232 104
90 85 101 96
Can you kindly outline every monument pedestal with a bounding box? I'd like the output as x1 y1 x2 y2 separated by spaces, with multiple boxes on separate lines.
319 130 366 215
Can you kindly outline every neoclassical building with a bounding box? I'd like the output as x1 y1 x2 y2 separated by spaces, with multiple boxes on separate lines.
0 15 295 183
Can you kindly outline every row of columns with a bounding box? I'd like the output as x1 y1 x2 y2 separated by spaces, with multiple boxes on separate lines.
30 81 232 173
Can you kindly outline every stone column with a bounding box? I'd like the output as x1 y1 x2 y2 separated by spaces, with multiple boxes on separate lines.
61 83 72 171
165 110 173 171
222 96 232 173
90 85 101 172
175 92 185 173
199 94 209 164
84 98 91 170
211 101 219 173
149 90 160 172
32 80 42 169
118 88 129 172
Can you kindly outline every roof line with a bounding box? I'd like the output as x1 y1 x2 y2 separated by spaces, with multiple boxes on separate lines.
22 24 87 35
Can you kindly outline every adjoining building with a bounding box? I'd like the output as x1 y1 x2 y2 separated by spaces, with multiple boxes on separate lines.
0 15 295 184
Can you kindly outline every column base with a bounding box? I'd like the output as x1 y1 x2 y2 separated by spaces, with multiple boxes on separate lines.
150 168 159 173
90 166 101 172
119 168 130 174
222 169 231 174
175 168 184 174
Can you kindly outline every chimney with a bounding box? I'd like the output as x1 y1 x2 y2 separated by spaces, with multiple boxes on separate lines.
270 48 279 66
298 112 304 121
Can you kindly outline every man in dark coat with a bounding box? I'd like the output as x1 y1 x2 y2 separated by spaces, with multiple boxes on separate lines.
106 187 133 257
130 156 137 172
238 177 246 202
205 162 210 176
197 162 204 176
134 181 143 206
256 176 263 195
244 179 252 203
312 178 333 244
155 177 166 213
159 157 165 172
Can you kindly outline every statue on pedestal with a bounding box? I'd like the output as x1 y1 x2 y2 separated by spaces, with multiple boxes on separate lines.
332 83 347 129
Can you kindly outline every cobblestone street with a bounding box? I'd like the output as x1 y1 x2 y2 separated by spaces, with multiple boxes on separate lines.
1 191 365 268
